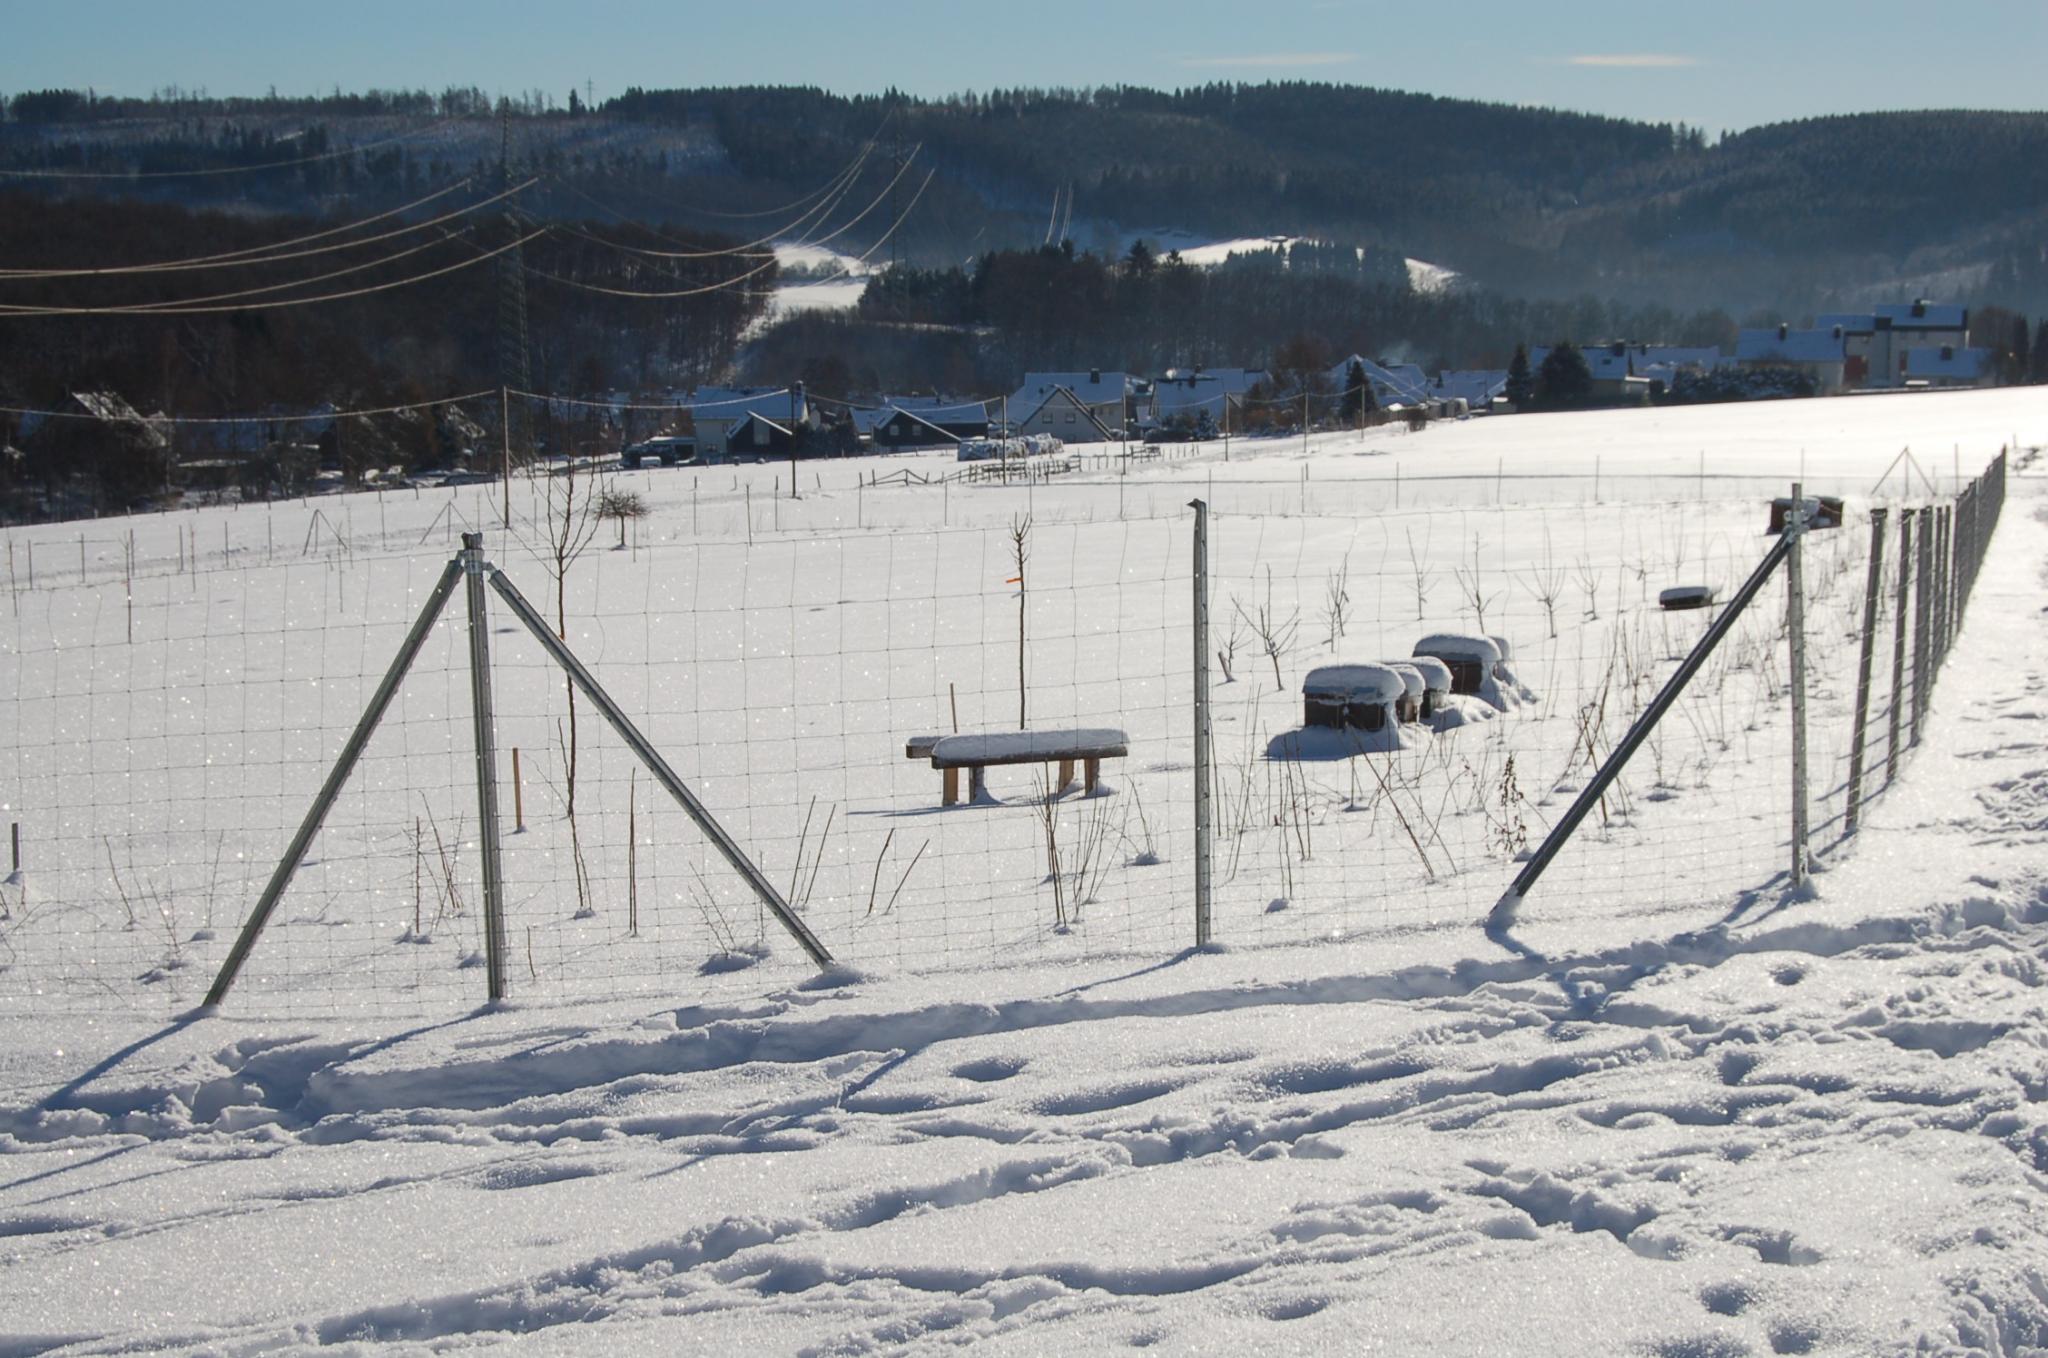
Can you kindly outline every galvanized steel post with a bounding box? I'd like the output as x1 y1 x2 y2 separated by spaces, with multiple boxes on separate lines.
1844 508 1887 835
1912 507 1934 745
1887 509 1911 781
1786 485 1810 889
462 533 511 1002
1190 498 1213 948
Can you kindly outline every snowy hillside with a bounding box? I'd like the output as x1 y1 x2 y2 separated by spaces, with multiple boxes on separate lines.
1 390 2045 1353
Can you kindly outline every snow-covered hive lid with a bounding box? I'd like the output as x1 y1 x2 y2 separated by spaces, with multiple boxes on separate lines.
1303 663 1404 703
1384 662 1426 700
1407 655 1454 694
1413 633 1502 667
1487 634 1512 662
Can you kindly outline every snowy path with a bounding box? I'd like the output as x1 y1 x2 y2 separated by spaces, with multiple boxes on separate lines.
2 456 2045 1353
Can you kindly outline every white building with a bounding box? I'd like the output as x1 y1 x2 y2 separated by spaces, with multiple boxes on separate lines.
1814 301 1969 389
1003 371 1131 440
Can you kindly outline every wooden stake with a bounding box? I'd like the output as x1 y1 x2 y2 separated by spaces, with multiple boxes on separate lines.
512 747 526 832
949 682 959 733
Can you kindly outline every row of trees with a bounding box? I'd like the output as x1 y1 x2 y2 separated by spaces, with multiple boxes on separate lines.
747 241 1742 396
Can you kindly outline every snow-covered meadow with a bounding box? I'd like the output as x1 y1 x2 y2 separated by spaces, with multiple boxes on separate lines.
1 388 2045 1353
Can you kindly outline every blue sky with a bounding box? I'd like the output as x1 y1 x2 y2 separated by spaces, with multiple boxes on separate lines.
3 0 2043 134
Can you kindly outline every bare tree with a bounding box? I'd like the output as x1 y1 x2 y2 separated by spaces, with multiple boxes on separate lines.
596 484 648 550
1010 514 1031 727
1522 532 1566 638
1322 552 1353 647
542 458 605 817
1234 568 1301 692
1452 536 1500 632
1404 526 1436 621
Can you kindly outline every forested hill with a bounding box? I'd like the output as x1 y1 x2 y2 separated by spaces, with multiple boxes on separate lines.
3 83 2047 313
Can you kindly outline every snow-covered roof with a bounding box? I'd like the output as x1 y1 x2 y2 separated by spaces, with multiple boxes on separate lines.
881 400 988 425
1407 655 1454 693
70 391 169 449
880 394 988 417
1323 355 1427 404
1009 384 1120 439
1903 346 1991 380
1632 346 1721 368
1874 301 1967 331
1735 328 1847 364
1303 663 1404 703
1008 372 1129 412
688 387 802 420
1414 633 1502 667
1427 370 1508 405
1385 662 1426 700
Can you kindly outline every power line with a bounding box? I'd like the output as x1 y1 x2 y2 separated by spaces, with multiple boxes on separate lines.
0 178 528 280
0 177 478 279
0 227 547 317
673 106 899 220
0 218 498 314
0 117 463 180
550 141 873 261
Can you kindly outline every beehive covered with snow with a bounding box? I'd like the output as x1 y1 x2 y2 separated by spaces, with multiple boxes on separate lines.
1303 663 1405 731
1412 633 1502 695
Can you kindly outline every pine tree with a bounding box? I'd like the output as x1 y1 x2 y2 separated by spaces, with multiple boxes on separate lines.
1504 344 1535 408
2035 320 2048 384
1535 341 1593 408
1341 359 1367 421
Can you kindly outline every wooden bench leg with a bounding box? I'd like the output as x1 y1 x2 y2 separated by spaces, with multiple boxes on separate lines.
1085 757 1100 795
943 767 959 806
1057 757 1075 793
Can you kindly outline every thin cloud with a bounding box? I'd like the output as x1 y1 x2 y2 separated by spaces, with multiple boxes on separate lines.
1178 52 1358 69
1567 53 1700 69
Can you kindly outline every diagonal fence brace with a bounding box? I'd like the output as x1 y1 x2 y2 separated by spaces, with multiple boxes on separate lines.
205 556 466 1007
483 564 835 969
1488 527 1795 934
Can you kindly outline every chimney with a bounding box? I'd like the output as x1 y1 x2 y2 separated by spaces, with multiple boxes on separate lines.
1090 368 1101 385
1777 323 1788 341
1911 299 1928 318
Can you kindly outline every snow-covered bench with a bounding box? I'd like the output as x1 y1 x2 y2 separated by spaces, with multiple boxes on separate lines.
916 728 1129 805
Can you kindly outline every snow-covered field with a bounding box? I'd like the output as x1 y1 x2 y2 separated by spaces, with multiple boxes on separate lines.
2 390 2045 1353
763 243 874 322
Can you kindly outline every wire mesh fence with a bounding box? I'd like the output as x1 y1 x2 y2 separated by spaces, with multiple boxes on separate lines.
0 449 2014 1018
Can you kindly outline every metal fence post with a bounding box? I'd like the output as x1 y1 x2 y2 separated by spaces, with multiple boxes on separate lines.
1932 506 1951 667
1887 508 1911 781
461 533 510 1003
1911 507 1934 745
1190 498 1213 948
1844 507 1886 835
1786 484 1810 889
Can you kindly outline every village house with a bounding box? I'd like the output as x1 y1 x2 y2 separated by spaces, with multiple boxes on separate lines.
688 386 810 455
1150 367 1266 428
1735 325 1850 394
1903 344 1994 388
1003 371 1130 442
870 396 992 448
1322 355 1428 407
1815 301 1970 389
